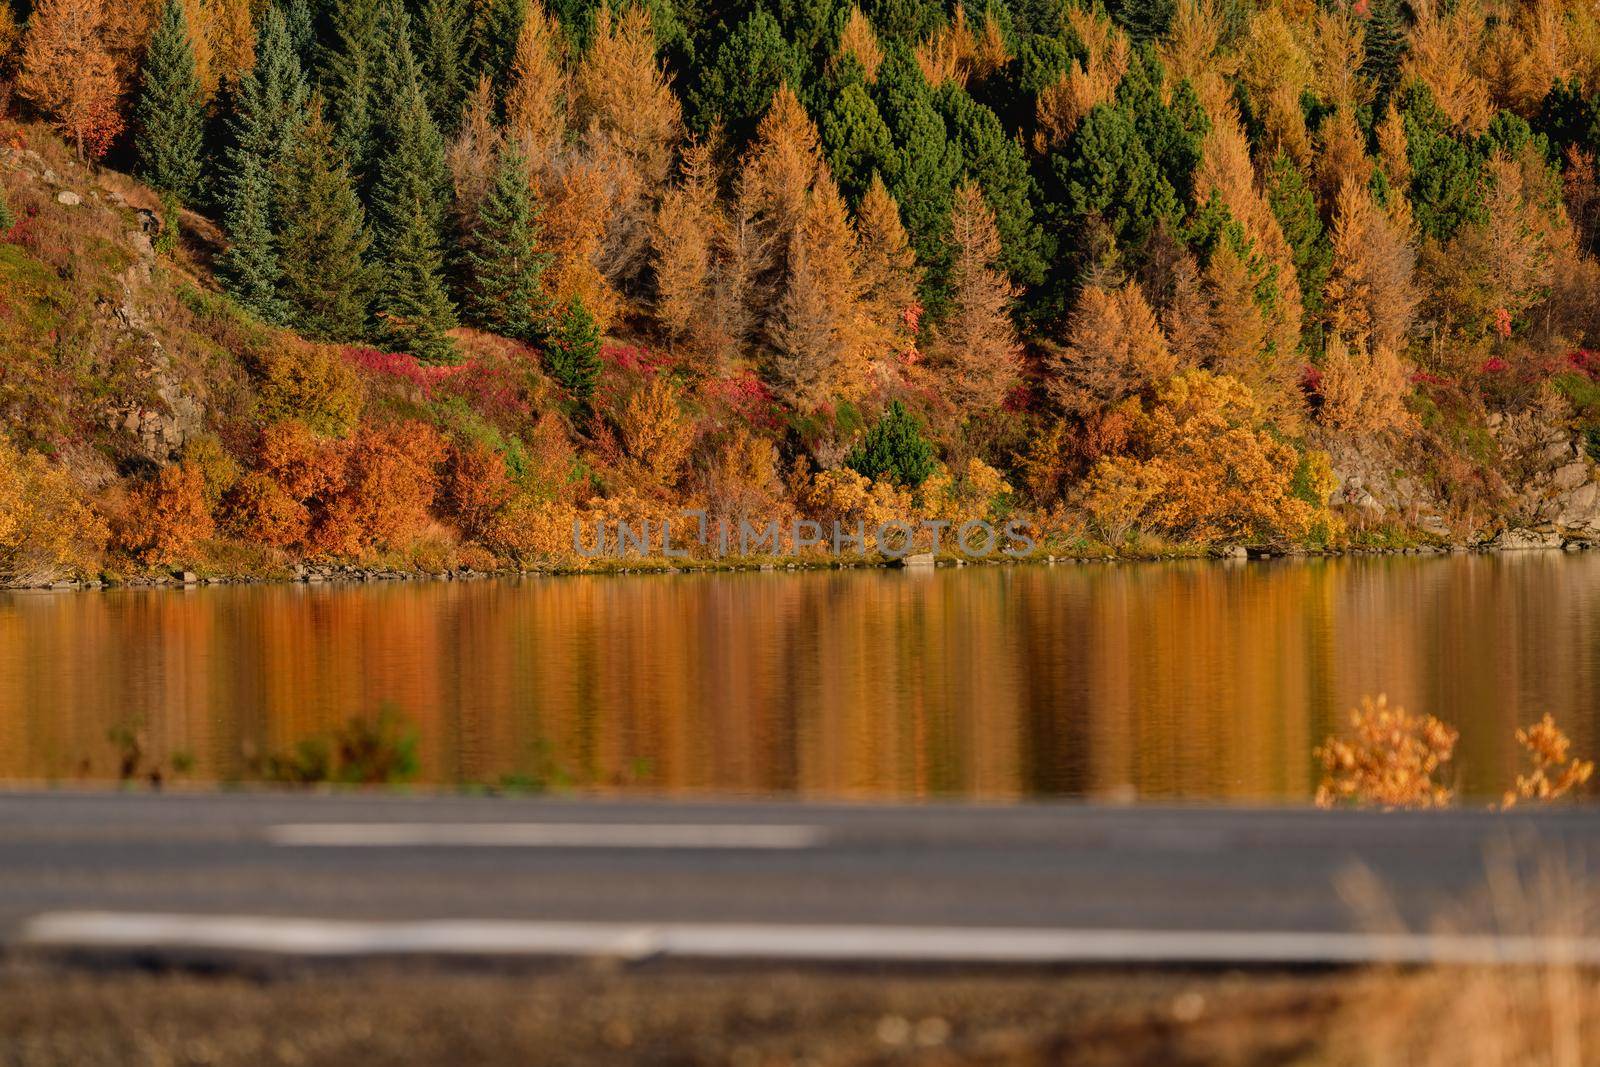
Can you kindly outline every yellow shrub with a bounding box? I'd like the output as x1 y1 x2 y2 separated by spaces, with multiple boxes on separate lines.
1315 695 1458 809
0 434 108 584
1081 370 1329 544
920 458 1012 526
1502 715 1595 808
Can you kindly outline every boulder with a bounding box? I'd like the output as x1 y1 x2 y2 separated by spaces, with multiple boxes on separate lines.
56 190 81 206
1489 527 1564 551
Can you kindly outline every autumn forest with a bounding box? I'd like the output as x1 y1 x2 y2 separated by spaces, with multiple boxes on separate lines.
3 0 1600 582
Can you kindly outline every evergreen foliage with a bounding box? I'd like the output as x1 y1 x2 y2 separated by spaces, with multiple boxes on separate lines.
462 142 552 342
134 0 206 201
317 0 383 180
368 1 458 361
846 400 937 487
547 297 603 402
277 108 373 342
418 0 473 132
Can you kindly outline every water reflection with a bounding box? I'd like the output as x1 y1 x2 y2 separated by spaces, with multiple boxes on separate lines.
1 553 1596 801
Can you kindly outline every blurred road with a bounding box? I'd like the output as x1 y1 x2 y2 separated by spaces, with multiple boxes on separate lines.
2 791 1597 965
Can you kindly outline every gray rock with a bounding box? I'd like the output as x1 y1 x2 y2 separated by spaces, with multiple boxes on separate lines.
901 552 936 569
1489 527 1564 551
1553 462 1588 492
56 190 81 206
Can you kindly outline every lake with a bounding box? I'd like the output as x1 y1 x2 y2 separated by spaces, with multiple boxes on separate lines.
2 554 1597 802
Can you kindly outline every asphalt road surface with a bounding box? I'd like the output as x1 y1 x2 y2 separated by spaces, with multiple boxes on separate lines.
2 791 1597 966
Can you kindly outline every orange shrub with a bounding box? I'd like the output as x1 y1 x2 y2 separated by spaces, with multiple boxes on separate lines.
1314 695 1459 809
221 471 310 550
1503 715 1595 808
314 421 447 557
257 419 346 504
117 460 215 566
445 439 512 540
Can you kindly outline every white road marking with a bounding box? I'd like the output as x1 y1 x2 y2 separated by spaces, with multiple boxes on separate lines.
265 823 828 849
19 912 1600 966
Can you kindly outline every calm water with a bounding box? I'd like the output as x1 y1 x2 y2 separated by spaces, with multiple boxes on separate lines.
2 554 1598 802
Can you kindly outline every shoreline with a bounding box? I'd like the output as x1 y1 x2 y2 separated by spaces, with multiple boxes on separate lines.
5 533 1594 593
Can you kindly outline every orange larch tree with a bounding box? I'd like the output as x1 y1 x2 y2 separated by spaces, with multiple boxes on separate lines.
17 0 125 159
933 181 1022 412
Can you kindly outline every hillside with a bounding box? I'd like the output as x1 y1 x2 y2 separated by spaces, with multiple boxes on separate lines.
5 0 1600 586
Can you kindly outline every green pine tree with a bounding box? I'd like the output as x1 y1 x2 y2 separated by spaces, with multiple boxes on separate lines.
218 5 307 321
219 152 289 322
418 0 472 134
547 297 603 402
1265 153 1330 322
935 81 1045 286
370 0 458 361
473 0 527 91
873 44 963 302
278 106 373 342
819 69 895 204
463 142 552 342
317 0 383 182
134 0 206 201
1362 0 1407 105
278 0 316 72
690 8 803 143
846 400 937 487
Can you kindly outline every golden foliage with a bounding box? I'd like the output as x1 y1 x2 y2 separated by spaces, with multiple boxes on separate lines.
1482 0 1571 113
914 7 982 88
1403 0 1493 135
920 458 1011 527
1081 371 1327 543
803 467 912 537
17 0 124 159
854 173 922 370
1502 714 1595 807
1310 6 1371 112
834 6 883 82
1317 334 1414 434
1034 7 1129 151
616 375 692 488
1160 0 1232 104
767 169 871 409
255 342 365 438
1238 9 1314 165
505 1 566 167
1314 694 1458 810
1315 105 1372 211
1325 178 1418 354
0 434 108 584
652 137 719 350
932 181 1021 410
1046 280 1173 417
540 159 620 330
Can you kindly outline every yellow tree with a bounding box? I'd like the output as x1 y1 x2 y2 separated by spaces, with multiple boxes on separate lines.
933 181 1021 411
17 0 124 159
1324 178 1419 354
854 173 922 368
652 137 721 357
1402 0 1493 135
833 5 882 81
1046 280 1173 418
505 0 565 169
767 174 870 409
573 1 684 290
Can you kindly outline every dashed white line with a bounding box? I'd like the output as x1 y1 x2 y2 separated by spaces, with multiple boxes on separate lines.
265 823 828 849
